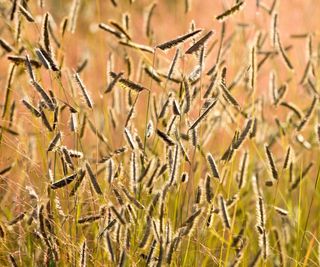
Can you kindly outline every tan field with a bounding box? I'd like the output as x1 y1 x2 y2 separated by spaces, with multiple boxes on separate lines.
0 0 320 266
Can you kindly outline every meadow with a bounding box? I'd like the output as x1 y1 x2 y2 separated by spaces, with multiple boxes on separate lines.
0 0 320 266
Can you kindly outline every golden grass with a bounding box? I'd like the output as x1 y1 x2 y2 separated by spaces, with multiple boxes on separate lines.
0 0 320 266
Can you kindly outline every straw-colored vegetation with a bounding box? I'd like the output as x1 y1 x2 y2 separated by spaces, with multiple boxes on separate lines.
0 0 320 266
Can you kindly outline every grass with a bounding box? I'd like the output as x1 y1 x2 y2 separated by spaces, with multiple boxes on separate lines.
0 0 320 266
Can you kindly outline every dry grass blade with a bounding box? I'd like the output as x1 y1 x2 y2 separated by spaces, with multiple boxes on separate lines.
106 232 115 262
110 71 145 92
130 151 138 194
10 0 18 20
124 127 136 150
87 118 108 144
80 240 87 267
74 73 94 109
30 80 55 111
8 254 18 267
297 96 318 131
99 23 122 39
76 58 88 73
265 145 278 180
69 0 81 33
219 195 231 229
188 98 217 131
119 40 155 54
0 39 14 53
274 207 288 217
156 29 202 51
0 1 318 266
78 214 101 224
8 55 41 67
19 4 35 22
85 162 103 195
183 79 191 114
0 164 14 175
168 145 180 186
2 64 16 119
233 119 253 149
182 208 202 227
51 173 77 189
105 72 124 93
22 99 41 117
40 110 53 132
220 67 241 109
273 228 285 266
238 151 248 189
255 196 269 261
156 129 175 146
167 49 180 82
42 13 51 54
283 146 292 170
47 131 61 152
205 174 213 203
145 65 162 84
216 1 245 21
69 169 86 196
280 101 302 119
248 250 262 267
38 47 59 71
145 2 157 38
250 43 257 92
206 153 220 180
121 186 145 209
276 31 294 70
25 55 36 81
256 196 266 228
110 206 126 225
109 20 131 40
35 48 50 69
185 30 214 54
290 162 313 191
0 125 19 136
8 212 25 226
